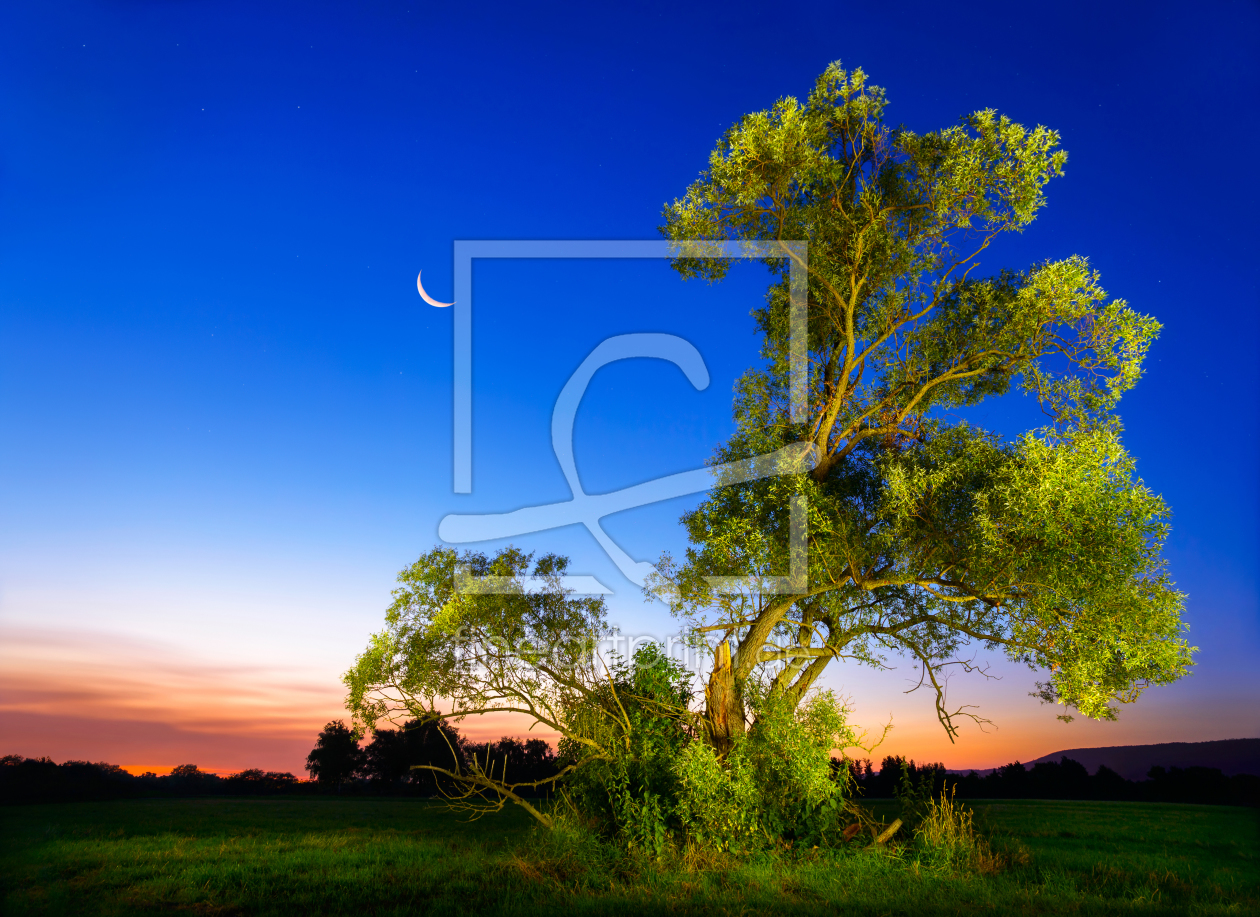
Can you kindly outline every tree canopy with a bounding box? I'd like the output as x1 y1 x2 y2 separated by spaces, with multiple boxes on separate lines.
656 61 1191 742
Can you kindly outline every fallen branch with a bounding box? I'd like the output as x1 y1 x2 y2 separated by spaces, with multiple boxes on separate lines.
866 818 902 848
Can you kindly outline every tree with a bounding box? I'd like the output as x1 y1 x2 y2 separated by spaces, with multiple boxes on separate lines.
465 737 559 790
344 63 1192 846
305 720 366 789
344 547 613 824
345 556 863 844
167 763 216 791
654 61 1192 746
364 718 469 794
224 769 299 795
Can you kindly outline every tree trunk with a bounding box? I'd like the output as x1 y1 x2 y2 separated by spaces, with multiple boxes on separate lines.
704 641 744 755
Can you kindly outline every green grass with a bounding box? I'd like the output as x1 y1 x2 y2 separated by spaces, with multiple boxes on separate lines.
1 796 1256 915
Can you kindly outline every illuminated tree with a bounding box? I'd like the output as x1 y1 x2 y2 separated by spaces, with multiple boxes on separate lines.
343 64 1193 843
656 61 1192 748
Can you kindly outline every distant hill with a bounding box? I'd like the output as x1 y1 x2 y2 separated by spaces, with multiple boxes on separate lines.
1023 738 1260 781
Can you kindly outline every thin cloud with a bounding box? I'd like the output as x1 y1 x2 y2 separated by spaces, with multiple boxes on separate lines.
0 626 558 772
0 626 344 740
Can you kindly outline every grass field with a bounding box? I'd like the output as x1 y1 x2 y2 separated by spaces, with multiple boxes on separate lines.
1 796 1256 915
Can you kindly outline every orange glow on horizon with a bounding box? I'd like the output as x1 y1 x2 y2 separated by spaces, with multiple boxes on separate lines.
4 625 1251 776
118 764 234 777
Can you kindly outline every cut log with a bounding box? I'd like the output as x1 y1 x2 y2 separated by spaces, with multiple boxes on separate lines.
866 818 902 848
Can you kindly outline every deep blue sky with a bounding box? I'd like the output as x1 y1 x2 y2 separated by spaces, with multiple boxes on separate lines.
1 0 1257 770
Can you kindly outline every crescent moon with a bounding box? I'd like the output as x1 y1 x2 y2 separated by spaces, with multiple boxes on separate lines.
417 271 454 307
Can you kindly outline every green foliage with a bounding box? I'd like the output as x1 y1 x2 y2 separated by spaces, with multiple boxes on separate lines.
341 62 1193 858
343 546 608 740
670 735 761 850
670 690 855 851
560 647 859 854
655 61 1191 735
341 546 615 826
558 644 695 855
729 689 856 846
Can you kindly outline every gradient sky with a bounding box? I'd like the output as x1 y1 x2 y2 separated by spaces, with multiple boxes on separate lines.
1 0 1257 776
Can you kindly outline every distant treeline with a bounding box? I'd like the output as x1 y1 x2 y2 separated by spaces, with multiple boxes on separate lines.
845 755 1260 808
0 758 302 804
2 718 562 805
302 718 560 795
9 732 1257 807
356 719 558 793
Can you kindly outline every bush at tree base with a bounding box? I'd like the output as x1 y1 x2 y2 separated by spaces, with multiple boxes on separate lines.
556 644 863 854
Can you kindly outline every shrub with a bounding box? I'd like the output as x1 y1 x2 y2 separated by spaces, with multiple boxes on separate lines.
558 643 695 855
672 739 761 850
913 787 999 873
558 644 863 853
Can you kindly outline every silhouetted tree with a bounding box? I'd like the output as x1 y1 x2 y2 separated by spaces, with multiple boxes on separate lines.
364 719 468 794
1028 756 1091 799
1148 765 1240 805
0 755 134 803
363 729 410 786
1092 764 1130 800
224 769 298 795
162 764 218 793
857 755 946 799
464 737 558 793
305 720 365 790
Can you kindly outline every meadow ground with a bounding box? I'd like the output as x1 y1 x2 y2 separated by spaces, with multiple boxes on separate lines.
1 796 1256 916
